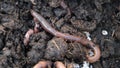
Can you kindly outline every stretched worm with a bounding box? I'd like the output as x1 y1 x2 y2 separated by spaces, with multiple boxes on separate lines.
30 10 101 63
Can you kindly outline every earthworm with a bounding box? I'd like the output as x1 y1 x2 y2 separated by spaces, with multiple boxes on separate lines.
24 18 40 45
30 10 101 63
49 0 71 18
60 0 71 17
24 29 34 45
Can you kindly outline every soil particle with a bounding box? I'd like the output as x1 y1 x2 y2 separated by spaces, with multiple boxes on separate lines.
0 54 24 68
67 0 78 9
48 0 62 8
115 27 120 41
0 2 16 14
70 19 97 31
0 56 10 68
72 3 96 20
0 1 20 30
27 45 44 65
61 24 77 33
53 8 66 18
3 29 25 67
60 23 86 37
54 18 65 29
65 42 85 62
40 6 53 18
29 31 50 43
2 47 11 56
114 43 120 57
1 15 17 29
93 62 102 68
0 0 120 68
102 57 120 68
27 32 49 64
44 38 68 60
0 31 5 50
101 39 115 58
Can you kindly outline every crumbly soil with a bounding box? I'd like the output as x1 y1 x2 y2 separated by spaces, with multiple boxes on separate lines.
0 0 120 68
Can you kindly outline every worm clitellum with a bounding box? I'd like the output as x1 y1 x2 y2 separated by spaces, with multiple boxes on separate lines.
30 10 101 63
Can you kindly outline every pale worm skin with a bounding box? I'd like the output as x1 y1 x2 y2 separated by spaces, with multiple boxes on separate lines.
30 10 101 63
24 18 39 45
24 29 34 45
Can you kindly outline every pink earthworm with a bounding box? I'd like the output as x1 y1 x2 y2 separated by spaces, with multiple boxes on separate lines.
24 29 34 45
24 19 39 45
60 0 71 17
30 10 100 63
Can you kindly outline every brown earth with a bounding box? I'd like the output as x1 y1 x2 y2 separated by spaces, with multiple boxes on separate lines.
0 0 120 68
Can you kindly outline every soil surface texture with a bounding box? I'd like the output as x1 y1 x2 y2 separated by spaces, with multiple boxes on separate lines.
0 0 120 68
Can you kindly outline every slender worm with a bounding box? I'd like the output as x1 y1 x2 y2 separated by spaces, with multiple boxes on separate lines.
24 18 40 45
60 0 71 18
24 29 34 45
30 10 101 63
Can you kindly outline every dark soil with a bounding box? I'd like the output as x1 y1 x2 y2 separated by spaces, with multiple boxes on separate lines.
0 0 120 68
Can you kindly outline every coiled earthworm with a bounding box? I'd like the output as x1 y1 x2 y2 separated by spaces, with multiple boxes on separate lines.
30 10 101 63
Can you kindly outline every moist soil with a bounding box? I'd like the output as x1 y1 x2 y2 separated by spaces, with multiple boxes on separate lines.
0 0 120 68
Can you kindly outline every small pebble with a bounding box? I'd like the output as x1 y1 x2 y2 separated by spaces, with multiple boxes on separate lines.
73 63 80 68
84 32 91 40
82 61 90 68
102 30 108 35
82 61 93 68
30 0 36 5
